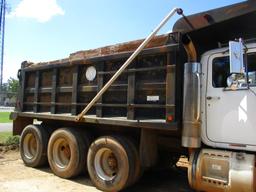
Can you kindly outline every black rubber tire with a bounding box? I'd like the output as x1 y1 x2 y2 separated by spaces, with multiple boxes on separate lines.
125 138 143 186
47 128 87 179
79 129 93 172
20 124 49 167
87 136 136 192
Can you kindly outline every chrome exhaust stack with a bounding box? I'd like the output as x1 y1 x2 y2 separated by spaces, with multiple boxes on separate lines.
182 34 201 148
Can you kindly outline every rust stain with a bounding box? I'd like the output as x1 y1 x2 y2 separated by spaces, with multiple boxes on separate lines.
226 4 248 14
26 34 170 69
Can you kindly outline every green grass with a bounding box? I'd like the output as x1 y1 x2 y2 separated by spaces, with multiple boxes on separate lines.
0 132 19 145
0 112 12 123
0 131 12 144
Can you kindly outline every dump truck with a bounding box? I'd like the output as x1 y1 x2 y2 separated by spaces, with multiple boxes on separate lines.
11 1 256 191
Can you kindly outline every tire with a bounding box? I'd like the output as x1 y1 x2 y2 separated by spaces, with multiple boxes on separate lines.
125 138 143 186
87 135 136 192
47 128 87 178
20 124 49 167
79 129 93 173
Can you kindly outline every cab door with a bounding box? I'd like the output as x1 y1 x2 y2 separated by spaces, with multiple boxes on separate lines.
206 48 256 147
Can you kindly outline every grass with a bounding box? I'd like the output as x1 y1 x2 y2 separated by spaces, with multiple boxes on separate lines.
5 135 20 146
0 112 12 123
0 132 20 146
0 131 12 144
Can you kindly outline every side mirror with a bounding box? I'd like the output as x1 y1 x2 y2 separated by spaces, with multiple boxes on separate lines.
229 40 244 74
226 73 246 90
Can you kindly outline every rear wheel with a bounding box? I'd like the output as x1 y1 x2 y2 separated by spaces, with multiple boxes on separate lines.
125 138 142 185
20 124 49 167
87 136 137 192
47 128 87 178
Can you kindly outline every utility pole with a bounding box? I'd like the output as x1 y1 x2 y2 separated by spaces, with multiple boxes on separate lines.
0 0 6 92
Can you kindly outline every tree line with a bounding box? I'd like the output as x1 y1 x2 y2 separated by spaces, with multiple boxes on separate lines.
0 77 19 106
0 77 19 93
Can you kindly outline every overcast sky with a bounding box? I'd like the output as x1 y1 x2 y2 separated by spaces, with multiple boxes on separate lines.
3 0 244 82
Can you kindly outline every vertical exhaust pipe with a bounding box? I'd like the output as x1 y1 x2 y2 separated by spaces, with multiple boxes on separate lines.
182 34 201 148
182 35 197 62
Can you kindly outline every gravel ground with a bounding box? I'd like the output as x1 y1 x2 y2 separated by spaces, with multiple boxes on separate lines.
0 150 193 192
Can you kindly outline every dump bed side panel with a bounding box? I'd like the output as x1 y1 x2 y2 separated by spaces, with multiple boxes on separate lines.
17 33 183 128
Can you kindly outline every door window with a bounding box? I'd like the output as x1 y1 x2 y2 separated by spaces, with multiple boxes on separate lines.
247 52 256 86
212 52 256 88
212 56 230 88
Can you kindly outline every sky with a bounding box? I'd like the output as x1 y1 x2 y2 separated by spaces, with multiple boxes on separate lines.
3 0 245 82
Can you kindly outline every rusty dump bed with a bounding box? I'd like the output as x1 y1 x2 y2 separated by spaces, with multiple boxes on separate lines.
13 32 184 131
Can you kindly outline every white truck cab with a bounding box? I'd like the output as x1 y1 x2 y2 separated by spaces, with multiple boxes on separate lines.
201 43 256 152
186 42 256 192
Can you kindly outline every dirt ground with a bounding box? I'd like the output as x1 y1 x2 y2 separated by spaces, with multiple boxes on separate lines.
0 149 193 192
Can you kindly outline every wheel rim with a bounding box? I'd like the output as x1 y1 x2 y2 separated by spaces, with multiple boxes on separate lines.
52 138 71 169
94 148 118 181
23 133 37 160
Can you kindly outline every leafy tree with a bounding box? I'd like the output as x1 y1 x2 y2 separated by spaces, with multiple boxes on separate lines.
7 77 19 93
0 82 7 92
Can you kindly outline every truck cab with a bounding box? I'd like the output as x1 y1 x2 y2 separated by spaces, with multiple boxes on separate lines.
201 42 256 152
185 42 256 192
